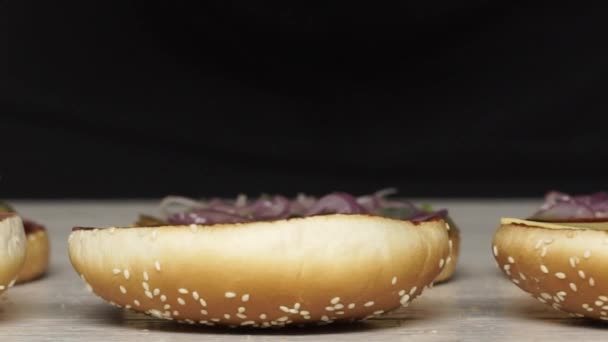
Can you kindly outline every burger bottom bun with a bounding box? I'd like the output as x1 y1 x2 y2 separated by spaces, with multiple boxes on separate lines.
434 218 460 283
16 228 50 284
493 218 608 321
69 214 450 328
0 214 27 295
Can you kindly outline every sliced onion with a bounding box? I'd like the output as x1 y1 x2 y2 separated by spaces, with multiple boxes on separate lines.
250 195 291 220
167 209 248 225
410 209 448 222
306 192 368 216
530 191 608 220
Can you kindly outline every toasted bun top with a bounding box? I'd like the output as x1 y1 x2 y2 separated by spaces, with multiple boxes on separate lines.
69 214 449 327
493 217 608 320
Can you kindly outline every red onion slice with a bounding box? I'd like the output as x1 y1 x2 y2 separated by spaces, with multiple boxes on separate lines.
306 192 368 216
167 209 248 225
250 195 292 220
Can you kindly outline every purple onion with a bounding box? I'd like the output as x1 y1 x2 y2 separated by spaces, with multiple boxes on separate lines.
529 191 608 221
167 209 248 225
305 192 368 216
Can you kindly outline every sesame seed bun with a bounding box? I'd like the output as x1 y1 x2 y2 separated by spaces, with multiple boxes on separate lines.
68 214 449 328
0 214 27 295
16 221 50 284
434 217 460 283
493 217 608 320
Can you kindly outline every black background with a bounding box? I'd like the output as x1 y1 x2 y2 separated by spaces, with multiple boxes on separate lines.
2 2 608 198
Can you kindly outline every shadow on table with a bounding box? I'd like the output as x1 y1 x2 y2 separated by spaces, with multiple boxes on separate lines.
86 299 446 336
504 298 608 330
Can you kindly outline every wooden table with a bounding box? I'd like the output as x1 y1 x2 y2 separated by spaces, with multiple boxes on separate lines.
1 199 607 341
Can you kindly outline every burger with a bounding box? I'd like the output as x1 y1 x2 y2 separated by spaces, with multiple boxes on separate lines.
0 213 27 295
0 201 51 284
493 191 608 320
68 189 458 328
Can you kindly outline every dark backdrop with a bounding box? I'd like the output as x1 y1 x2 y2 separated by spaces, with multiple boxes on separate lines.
1 2 608 198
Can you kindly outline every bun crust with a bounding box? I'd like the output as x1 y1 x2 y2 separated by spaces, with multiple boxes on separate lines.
16 228 50 284
69 214 449 327
0 214 27 295
434 218 460 283
493 218 608 320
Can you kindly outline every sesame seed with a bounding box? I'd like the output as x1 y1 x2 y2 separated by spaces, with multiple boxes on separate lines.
391 276 397 285
153 288 160 296
439 258 445 268
224 314 230 319
569 257 576 268
537 297 547 304
541 293 552 300
178 288 188 294
512 278 520 284
142 282 149 291
578 270 586 279
596 301 604 306
125 305 131 309
558 291 567 297
177 298 186 305
0 285 5 291
289 309 298 314
143 271 149 281
210 318 220 322
300 310 310 315
330 297 341 304
236 313 247 319
410 287 417 295
173 310 179 316
446 256 452 264
590 278 596 287
123 270 130 280
85 284 93 292
277 316 289 322
134 300 140 306
398 290 406 296
603 306 608 310
325 306 335 311
238 307 246 313
334 303 344 309
493 245 498 256
294 303 301 310
400 295 410 306
303 315 311 320
373 310 384 315
321 315 330 322
364 301 374 307
241 294 250 302
503 264 511 271
259 314 267 320
584 250 592 259
155 261 161 271
541 247 548 257
540 265 549 273
336 311 345 315
280 306 290 312
119 286 127 294
145 291 153 299
160 295 167 302
192 291 199 300
555 272 566 279
569 283 578 292
348 303 355 309
507 256 515 264
241 321 255 326
600 296 608 301
200 309 208 315
112 268 121 275
534 240 543 249
449 240 453 251
519 272 527 280
164 304 171 310
225 292 236 298
200 298 207 307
